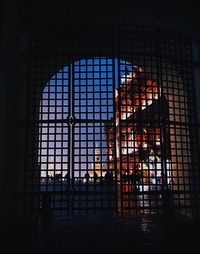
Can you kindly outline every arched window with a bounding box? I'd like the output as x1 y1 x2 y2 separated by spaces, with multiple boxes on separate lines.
24 26 199 217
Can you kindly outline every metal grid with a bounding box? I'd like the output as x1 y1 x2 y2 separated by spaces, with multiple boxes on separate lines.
24 25 200 217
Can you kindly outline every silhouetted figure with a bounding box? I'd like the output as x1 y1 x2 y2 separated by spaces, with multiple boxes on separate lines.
169 179 175 190
130 168 142 192
104 171 113 207
65 172 71 188
40 191 52 232
135 170 142 190
105 171 114 194
105 171 113 186
94 172 98 184
85 172 90 188
138 147 148 161
161 173 173 214
99 176 104 186
129 172 135 192
161 173 169 191
162 187 173 214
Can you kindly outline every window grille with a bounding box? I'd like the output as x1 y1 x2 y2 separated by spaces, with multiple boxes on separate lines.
24 25 200 217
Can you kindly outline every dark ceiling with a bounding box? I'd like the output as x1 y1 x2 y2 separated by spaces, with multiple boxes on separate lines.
4 0 199 29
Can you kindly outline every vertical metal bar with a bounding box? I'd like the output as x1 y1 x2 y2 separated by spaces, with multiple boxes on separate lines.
188 38 200 216
117 57 124 215
154 29 169 214
71 60 75 215
112 56 118 215
23 28 32 216
67 62 72 215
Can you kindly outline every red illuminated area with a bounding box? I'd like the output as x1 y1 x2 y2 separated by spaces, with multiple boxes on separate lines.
105 66 172 192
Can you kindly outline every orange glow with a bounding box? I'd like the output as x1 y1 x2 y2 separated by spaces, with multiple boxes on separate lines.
105 65 171 189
